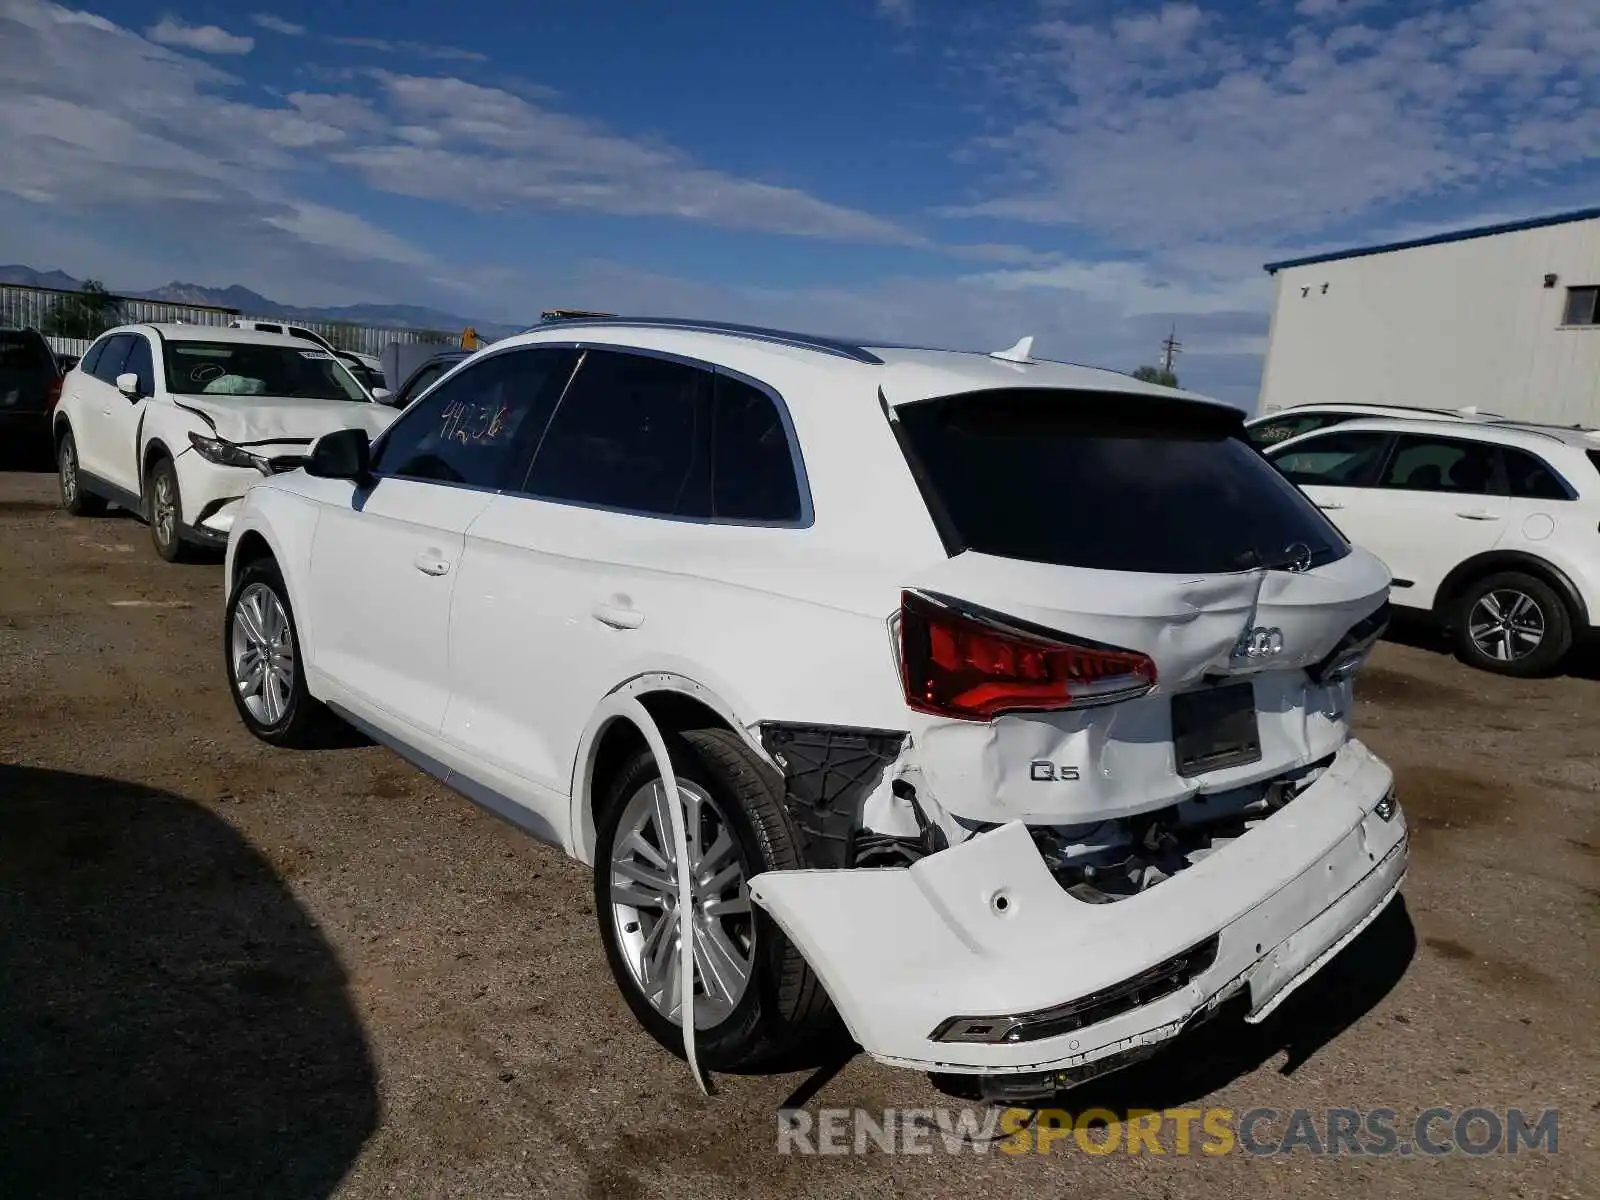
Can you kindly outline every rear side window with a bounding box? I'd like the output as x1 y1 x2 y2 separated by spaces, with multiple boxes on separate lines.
1246 411 1349 448
711 374 802 522
523 349 713 518
892 389 1348 575
1381 435 1494 495
1501 447 1573 501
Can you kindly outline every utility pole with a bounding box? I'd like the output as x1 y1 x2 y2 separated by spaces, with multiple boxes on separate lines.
1160 325 1182 375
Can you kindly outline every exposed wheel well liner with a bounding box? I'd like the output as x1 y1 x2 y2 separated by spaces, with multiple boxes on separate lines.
1434 551 1588 628
586 692 733 832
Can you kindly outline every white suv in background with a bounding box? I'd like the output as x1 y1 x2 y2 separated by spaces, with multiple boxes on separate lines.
53 324 397 560
1244 402 1503 449
1266 417 1600 675
221 317 1405 1100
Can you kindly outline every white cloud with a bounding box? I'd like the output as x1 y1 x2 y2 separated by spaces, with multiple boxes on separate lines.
329 34 487 63
144 16 253 55
948 0 1600 249
250 13 305 36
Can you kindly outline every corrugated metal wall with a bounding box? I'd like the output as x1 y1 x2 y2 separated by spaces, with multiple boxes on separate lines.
0 283 457 359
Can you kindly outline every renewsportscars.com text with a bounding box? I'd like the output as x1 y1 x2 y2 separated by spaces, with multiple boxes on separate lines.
776 1106 1560 1157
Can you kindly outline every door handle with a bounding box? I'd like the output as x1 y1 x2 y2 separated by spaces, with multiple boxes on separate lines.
1455 510 1501 521
1315 501 1344 511
592 601 644 630
413 550 451 576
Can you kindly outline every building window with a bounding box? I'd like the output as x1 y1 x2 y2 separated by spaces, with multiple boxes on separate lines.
1562 286 1599 327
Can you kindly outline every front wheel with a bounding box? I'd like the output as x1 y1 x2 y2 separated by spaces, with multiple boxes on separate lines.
147 458 189 562
593 728 841 1073
1452 571 1573 677
224 558 337 747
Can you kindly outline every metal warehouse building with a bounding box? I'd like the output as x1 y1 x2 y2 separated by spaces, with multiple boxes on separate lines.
1257 207 1600 427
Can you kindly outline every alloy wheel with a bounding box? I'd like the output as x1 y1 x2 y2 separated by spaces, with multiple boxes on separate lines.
60 443 77 505
152 472 177 548
607 777 755 1029
1468 589 1545 663
230 582 296 724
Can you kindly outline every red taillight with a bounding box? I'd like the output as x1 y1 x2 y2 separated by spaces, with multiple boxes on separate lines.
897 590 1156 721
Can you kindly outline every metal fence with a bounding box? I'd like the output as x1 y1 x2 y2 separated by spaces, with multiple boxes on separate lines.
0 283 458 359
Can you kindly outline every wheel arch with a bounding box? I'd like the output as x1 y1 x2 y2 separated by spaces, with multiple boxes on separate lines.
569 674 774 866
1433 551 1589 629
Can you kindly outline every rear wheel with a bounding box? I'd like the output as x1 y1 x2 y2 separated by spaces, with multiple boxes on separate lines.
57 430 104 516
592 727 841 1073
1452 571 1572 677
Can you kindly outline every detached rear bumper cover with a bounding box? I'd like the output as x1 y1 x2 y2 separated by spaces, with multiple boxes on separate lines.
747 739 1406 1075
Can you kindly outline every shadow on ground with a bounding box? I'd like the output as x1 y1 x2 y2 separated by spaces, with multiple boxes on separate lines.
930 894 1417 1113
0 764 378 1199
1382 609 1600 681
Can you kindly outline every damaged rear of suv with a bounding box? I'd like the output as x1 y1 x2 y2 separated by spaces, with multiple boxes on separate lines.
225 319 1404 1101
739 379 1405 1100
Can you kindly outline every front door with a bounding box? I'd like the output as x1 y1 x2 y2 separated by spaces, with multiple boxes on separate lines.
306 347 574 736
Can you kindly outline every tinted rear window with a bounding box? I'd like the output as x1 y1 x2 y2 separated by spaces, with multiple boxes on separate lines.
0 331 54 376
892 389 1349 575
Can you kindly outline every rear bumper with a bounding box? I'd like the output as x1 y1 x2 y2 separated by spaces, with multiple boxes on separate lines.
748 738 1406 1076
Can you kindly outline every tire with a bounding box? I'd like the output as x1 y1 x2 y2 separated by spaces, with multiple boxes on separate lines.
1451 570 1573 677
223 556 337 747
57 429 105 516
593 727 841 1073
146 457 190 562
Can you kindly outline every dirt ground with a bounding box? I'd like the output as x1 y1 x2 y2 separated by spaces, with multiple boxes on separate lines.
0 462 1595 1200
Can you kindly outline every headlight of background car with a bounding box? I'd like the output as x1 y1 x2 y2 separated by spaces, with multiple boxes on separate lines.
188 431 270 474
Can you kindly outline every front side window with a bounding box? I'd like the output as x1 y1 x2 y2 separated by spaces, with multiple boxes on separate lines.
397 361 449 408
162 341 367 400
1267 429 1393 488
91 335 134 385
79 335 111 377
371 347 578 488
522 349 713 518
122 336 155 395
1380 435 1495 495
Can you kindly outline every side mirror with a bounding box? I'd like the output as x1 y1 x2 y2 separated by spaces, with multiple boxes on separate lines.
370 386 392 403
306 428 372 483
116 372 141 399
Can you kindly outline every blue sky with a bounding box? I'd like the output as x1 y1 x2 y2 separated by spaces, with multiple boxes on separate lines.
0 0 1596 404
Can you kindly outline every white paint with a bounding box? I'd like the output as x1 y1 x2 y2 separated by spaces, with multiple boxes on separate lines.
1259 214 1600 426
226 320 1403 1082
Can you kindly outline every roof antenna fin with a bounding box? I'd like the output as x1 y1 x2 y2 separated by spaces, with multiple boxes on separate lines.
990 335 1034 364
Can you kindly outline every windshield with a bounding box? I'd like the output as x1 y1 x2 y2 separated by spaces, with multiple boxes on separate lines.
162 341 368 401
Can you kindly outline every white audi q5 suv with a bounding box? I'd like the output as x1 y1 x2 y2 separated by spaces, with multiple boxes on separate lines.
221 317 1406 1099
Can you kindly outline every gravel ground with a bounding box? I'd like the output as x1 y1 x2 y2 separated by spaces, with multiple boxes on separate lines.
0 464 1595 1199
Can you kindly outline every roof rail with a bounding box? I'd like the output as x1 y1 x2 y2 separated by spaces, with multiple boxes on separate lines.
521 315 885 364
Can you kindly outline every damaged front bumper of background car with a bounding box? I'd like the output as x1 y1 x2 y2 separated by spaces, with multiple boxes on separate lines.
747 737 1406 1097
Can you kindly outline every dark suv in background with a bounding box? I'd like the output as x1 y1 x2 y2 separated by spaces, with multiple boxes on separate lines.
0 328 62 463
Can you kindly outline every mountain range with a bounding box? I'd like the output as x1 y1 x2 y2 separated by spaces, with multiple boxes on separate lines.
0 264 519 339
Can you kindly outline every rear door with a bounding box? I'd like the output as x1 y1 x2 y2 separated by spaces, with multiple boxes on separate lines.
441 347 721 808
886 389 1392 826
306 346 575 736
1358 433 1509 605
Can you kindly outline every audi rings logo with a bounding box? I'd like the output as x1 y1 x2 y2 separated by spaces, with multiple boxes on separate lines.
1232 625 1285 660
